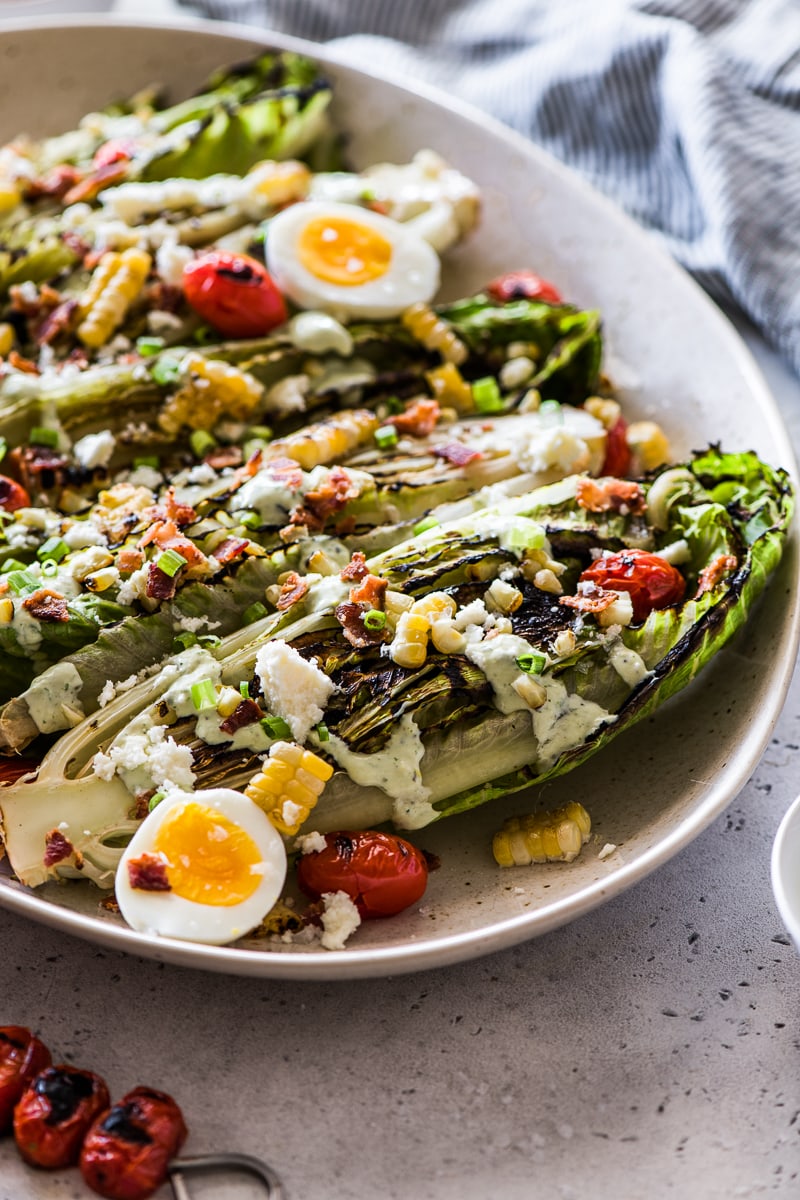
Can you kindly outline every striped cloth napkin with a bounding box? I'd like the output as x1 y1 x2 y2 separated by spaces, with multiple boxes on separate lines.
183 0 800 377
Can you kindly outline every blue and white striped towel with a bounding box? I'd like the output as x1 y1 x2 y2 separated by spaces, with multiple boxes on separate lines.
182 0 800 378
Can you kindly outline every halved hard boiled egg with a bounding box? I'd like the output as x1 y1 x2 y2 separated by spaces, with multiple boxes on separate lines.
264 199 440 320
115 787 287 945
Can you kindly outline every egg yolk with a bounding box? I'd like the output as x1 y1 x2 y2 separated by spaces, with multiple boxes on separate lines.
154 802 263 907
297 215 393 287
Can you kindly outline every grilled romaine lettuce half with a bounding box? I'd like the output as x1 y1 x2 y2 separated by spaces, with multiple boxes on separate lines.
0 447 791 889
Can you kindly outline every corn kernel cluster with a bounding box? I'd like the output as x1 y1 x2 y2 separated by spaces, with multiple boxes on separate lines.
268 409 379 471
159 353 265 435
77 248 152 348
492 801 591 867
403 303 468 365
425 362 474 412
244 741 334 836
388 591 457 668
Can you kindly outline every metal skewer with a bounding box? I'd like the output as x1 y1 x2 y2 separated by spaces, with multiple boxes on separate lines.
169 1152 286 1199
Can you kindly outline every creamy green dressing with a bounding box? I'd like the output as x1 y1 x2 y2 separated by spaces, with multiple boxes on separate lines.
24 662 85 734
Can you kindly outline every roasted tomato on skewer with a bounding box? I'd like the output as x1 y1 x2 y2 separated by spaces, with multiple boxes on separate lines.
13 1065 109 1168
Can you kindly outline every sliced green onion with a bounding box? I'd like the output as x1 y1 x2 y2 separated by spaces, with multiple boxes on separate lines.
29 426 59 448
374 425 399 450
539 399 563 425
239 681 250 699
363 608 386 631
385 395 405 415
1 558 29 575
504 518 546 553
37 537 69 564
173 631 197 651
193 325 215 345
148 791 166 812
190 678 217 711
190 429 217 459
6 568 38 595
151 356 182 386
0 437 7 464
243 601 268 625
198 633 221 648
40 558 59 578
247 425 273 441
516 652 547 675
316 722 330 742
136 336 165 357
261 715 292 739
239 510 261 530
472 377 504 414
133 455 160 470
413 516 440 536
157 548 188 578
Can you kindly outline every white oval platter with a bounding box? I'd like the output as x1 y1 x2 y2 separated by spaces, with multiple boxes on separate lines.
0 17 797 979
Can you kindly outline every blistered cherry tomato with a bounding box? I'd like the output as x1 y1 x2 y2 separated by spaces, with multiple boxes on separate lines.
93 139 136 169
0 1027 52 1132
487 269 562 305
580 549 686 622
79 1086 187 1200
600 415 631 478
13 1065 109 1169
0 475 31 513
182 251 288 339
297 830 429 919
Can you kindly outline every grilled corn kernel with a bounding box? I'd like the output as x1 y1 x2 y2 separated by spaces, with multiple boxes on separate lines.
533 568 562 595
258 899 303 937
410 591 456 621
77 248 152 348
216 686 243 719
268 409 379 470
83 566 119 593
385 589 415 631
485 578 523 614
465 558 500 583
69 547 114 582
511 673 547 710
307 549 340 576
430 618 467 655
626 420 670 471
0 322 15 358
518 388 542 413
492 801 591 867
553 629 577 657
521 548 566 582
0 598 14 624
597 590 634 628
390 610 430 668
244 741 334 836
159 353 264 435
584 396 622 430
425 362 474 412
403 302 468 365
499 356 534 390
0 182 21 215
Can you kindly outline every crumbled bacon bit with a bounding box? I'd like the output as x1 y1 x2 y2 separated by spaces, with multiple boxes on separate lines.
127 853 171 892
146 563 178 600
22 589 69 622
36 299 78 346
62 161 128 206
147 487 197 527
213 536 250 565
291 466 358 530
335 601 386 648
219 697 263 735
22 165 82 201
696 553 738 598
204 445 242 471
61 231 92 261
340 551 368 582
139 520 207 570
432 441 484 467
10 282 61 318
559 581 620 613
575 477 646 515
99 894 120 913
8 351 39 375
349 573 388 607
43 829 74 867
277 570 309 611
145 281 183 314
265 456 304 490
385 398 441 437
116 547 145 573
9 444 70 492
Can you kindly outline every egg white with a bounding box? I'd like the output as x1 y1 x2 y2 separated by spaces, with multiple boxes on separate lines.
264 200 441 320
115 788 287 946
